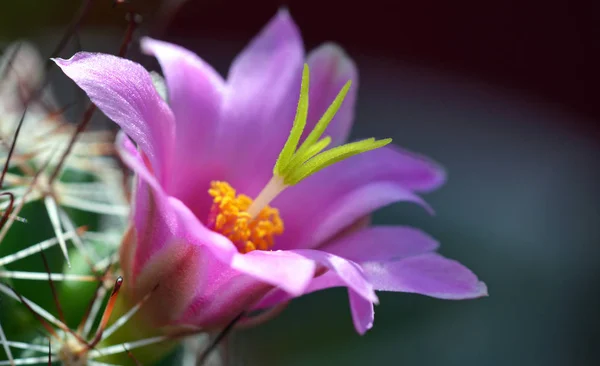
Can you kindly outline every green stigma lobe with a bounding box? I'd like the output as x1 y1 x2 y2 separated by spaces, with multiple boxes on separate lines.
294 80 351 158
287 138 392 185
281 136 332 176
273 63 392 186
274 64 310 175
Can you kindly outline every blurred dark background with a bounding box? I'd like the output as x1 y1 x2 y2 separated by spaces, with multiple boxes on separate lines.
1 0 599 365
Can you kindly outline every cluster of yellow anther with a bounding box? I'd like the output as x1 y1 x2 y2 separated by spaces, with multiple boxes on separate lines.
207 181 284 253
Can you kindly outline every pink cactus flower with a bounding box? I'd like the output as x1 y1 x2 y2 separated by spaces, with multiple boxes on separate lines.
54 10 486 335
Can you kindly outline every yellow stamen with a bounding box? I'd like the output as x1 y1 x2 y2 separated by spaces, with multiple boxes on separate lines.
207 181 284 253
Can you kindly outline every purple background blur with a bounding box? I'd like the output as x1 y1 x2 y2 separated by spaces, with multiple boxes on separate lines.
1 0 599 365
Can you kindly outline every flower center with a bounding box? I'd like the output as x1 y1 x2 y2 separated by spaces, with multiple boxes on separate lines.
207 181 284 253
206 63 391 253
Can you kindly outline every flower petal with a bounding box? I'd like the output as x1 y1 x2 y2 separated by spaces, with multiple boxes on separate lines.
115 131 169 271
218 10 305 196
349 289 374 335
255 250 378 305
274 145 444 250
115 132 234 275
362 253 488 299
304 43 358 146
323 226 439 263
118 136 317 301
140 38 226 203
230 250 316 296
115 132 161 193
254 269 375 334
253 270 342 309
292 249 378 303
124 238 206 325
54 53 175 184
151 194 314 327
116 131 193 278
174 246 274 329
166 193 317 297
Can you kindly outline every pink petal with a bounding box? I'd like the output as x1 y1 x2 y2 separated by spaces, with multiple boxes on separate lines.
140 38 226 207
254 270 343 309
362 253 488 299
118 133 317 299
116 132 160 193
115 132 177 278
217 10 305 197
230 250 316 296
274 145 444 250
292 249 378 303
174 246 275 329
166 196 237 262
53 53 175 185
255 249 379 307
180 253 373 332
304 43 358 146
254 269 375 334
115 132 234 277
323 226 439 263
166 196 317 297
146 196 318 321
123 239 206 325
349 289 374 335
